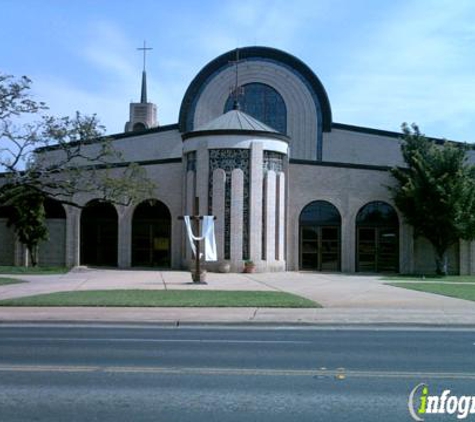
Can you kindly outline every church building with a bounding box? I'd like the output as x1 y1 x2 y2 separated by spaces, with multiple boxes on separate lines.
1 46 474 274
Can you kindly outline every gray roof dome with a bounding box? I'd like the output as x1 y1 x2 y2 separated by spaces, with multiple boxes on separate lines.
195 109 278 132
182 109 288 142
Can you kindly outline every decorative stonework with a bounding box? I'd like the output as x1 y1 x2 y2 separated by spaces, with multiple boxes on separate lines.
208 149 250 259
186 151 196 172
263 151 284 173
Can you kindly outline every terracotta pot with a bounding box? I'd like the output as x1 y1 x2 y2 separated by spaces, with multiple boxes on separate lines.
244 265 256 274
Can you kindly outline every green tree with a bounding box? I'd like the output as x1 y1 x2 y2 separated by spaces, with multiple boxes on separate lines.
390 123 475 275
0 73 155 266
4 185 48 267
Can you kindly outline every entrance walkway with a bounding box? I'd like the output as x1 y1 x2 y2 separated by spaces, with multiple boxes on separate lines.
1 269 475 325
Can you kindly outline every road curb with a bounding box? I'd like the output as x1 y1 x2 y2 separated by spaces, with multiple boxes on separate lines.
2 319 475 329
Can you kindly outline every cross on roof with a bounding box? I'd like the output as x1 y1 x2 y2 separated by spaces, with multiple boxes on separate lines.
229 48 245 109
137 40 153 71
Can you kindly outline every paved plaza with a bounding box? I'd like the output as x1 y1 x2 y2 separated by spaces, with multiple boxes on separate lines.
1 269 475 325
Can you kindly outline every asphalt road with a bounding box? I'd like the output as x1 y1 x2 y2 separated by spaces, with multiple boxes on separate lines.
0 324 474 421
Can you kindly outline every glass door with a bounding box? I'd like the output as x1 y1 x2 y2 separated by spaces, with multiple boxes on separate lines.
300 226 340 271
357 227 398 272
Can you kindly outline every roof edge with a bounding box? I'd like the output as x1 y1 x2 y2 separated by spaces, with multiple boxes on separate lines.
182 129 290 142
36 123 180 153
332 122 467 145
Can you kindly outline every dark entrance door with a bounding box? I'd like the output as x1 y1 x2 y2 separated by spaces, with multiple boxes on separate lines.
357 227 398 272
132 200 171 267
356 202 399 273
300 226 340 271
299 201 341 271
80 201 118 266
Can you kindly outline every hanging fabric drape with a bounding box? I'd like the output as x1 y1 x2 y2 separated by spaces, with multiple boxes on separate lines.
183 215 217 261
202 216 217 261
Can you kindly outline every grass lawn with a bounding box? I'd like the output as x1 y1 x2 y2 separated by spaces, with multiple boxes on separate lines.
0 266 69 275
0 290 320 308
382 275 475 283
0 277 27 286
388 283 475 302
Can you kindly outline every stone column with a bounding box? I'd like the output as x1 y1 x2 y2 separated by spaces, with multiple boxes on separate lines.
471 241 475 275
265 171 276 263
400 223 414 274
276 172 286 262
230 169 244 269
65 206 80 267
195 142 209 216
184 170 195 262
249 142 263 263
212 169 226 262
118 205 132 268
341 211 355 272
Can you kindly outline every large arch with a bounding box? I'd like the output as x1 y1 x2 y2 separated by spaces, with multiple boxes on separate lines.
0 205 15 266
80 200 118 266
356 201 399 273
132 199 171 268
179 46 332 161
299 200 341 271
179 46 331 132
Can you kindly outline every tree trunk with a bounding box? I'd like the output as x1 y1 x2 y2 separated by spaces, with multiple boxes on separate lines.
435 250 448 276
28 245 38 268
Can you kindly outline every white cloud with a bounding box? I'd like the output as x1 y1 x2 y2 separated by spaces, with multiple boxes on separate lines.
328 0 475 140
81 20 137 83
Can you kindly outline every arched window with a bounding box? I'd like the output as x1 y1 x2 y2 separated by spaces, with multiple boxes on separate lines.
299 201 341 271
356 201 399 273
133 122 147 131
0 205 15 266
224 83 287 134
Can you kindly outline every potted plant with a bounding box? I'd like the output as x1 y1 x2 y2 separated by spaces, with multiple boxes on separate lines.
243 260 256 273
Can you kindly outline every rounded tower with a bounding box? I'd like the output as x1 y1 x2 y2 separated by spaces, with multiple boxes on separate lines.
182 108 289 272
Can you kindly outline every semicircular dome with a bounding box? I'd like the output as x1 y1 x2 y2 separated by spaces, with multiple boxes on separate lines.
178 46 332 161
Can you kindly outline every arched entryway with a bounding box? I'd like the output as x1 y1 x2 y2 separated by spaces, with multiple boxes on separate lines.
356 201 399 273
80 200 118 266
39 198 66 266
0 205 15 266
299 200 341 271
132 199 171 267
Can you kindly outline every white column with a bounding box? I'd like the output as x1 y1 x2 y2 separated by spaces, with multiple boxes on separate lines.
196 142 209 216
276 172 285 262
249 142 263 262
185 170 195 261
265 170 276 263
212 169 226 262
230 169 244 267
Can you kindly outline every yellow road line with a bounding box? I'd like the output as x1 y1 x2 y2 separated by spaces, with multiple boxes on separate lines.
0 364 475 380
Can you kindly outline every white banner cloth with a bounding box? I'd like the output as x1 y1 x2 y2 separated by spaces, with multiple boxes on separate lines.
183 215 217 261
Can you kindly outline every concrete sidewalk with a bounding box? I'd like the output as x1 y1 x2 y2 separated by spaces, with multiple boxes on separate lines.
1 269 475 325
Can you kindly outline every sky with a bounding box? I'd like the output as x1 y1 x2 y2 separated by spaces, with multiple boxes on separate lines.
2 0 475 141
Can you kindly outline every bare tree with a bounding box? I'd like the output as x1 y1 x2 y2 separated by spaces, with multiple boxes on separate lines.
0 73 155 265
